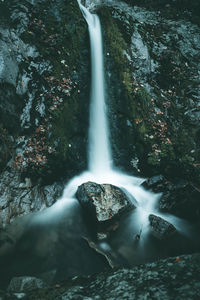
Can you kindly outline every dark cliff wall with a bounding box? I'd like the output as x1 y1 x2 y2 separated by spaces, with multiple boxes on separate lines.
97 1 200 186
0 0 90 184
124 0 200 24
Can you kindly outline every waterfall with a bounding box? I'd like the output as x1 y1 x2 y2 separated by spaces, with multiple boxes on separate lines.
78 0 112 175
36 0 187 241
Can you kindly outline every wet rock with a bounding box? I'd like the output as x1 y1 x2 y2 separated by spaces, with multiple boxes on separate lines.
83 236 123 269
149 214 177 240
15 253 200 300
7 276 46 292
0 165 64 226
76 181 135 232
159 182 200 222
143 175 164 189
185 109 200 125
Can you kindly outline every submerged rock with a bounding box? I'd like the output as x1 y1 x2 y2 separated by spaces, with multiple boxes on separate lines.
83 236 125 269
144 175 164 189
149 214 177 240
76 181 135 232
7 276 46 293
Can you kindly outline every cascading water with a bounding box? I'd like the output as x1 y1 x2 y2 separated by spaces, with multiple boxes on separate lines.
37 0 189 239
85 7 112 174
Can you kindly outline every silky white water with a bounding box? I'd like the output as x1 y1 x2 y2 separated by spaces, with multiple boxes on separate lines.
85 7 112 174
36 0 189 239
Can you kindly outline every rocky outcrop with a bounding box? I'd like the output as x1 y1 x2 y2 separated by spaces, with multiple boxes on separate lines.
95 0 200 185
0 164 64 227
124 0 200 26
0 0 90 224
143 175 200 223
2 253 200 299
159 182 200 222
76 181 135 234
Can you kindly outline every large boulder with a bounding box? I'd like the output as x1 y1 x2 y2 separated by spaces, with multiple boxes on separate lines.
76 181 135 233
149 214 177 240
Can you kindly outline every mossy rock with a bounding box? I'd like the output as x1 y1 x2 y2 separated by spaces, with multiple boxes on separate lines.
11 0 91 183
97 3 200 183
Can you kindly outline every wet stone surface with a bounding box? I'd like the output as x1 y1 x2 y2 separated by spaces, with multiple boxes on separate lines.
3 253 200 300
7 276 46 293
149 214 177 240
158 182 200 222
0 164 64 227
76 181 135 232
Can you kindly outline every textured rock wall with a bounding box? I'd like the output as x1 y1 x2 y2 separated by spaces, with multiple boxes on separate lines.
0 0 90 180
97 0 200 184
3 253 200 299
0 0 90 225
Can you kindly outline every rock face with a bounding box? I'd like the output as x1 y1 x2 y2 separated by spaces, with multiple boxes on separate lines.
144 175 200 223
0 0 89 183
159 182 200 222
0 166 64 227
0 0 90 225
96 0 200 184
149 214 177 240
76 181 135 232
4 253 200 300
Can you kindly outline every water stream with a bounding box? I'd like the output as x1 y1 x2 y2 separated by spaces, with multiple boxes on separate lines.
85 5 112 174
38 0 189 242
